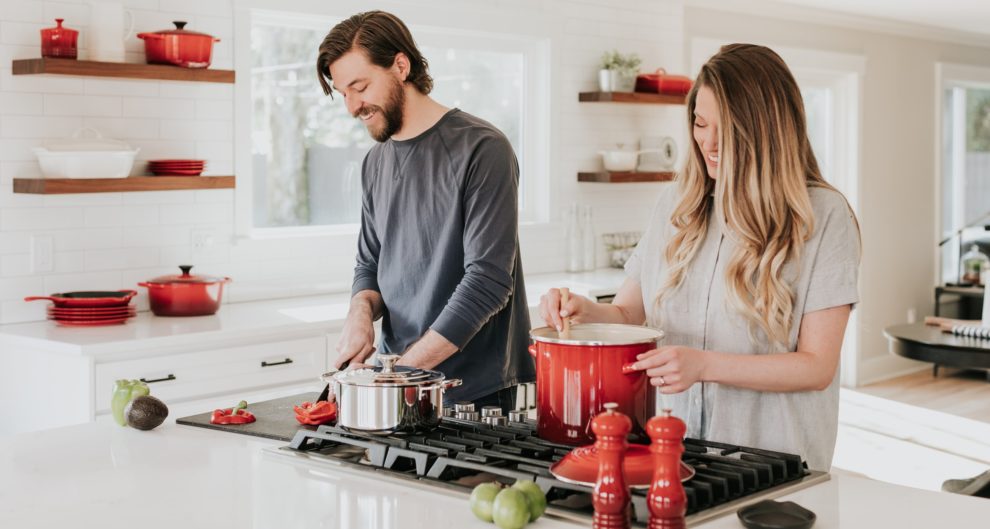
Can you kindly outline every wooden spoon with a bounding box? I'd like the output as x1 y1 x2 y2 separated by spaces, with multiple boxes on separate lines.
559 287 571 339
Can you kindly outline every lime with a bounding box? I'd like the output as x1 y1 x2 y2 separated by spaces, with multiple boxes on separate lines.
469 482 501 522
511 479 547 521
492 488 531 529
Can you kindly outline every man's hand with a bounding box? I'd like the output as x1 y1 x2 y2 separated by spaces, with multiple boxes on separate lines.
334 299 378 369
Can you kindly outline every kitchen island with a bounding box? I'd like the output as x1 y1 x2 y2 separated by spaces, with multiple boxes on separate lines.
2 418 988 528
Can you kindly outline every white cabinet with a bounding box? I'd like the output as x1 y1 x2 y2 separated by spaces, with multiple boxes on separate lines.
0 332 336 435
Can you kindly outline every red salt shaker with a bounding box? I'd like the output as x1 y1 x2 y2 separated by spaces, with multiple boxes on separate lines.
591 402 631 529
41 19 79 59
646 409 687 529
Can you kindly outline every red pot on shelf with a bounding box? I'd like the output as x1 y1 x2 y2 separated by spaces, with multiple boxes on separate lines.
137 21 219 68
139 265 231 316
529 323 664 445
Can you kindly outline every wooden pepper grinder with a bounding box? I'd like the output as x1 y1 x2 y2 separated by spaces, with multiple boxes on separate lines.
592 402 631 529
646 409 687 529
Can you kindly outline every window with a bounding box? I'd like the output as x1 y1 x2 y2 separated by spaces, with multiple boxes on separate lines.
245 11 548 234
937 64 990 285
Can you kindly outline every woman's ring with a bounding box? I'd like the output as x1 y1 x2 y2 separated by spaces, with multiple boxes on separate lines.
659 375 666 386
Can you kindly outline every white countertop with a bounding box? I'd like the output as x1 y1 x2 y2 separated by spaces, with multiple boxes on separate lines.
2 418 988 528
0 268 628 357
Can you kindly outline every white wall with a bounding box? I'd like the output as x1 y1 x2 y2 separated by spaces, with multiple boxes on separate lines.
684 3 990 384
0 0 687 324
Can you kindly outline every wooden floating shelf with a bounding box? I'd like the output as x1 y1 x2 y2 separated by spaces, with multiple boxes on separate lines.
578 171 675 183
13 176 235 194
578 91 686 105
12 58 235 83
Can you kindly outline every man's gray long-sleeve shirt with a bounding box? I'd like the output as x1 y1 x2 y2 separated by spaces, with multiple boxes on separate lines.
351 109 535 402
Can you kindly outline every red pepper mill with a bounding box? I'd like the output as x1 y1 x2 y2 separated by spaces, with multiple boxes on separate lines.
592 402 631 529
647 409 687 529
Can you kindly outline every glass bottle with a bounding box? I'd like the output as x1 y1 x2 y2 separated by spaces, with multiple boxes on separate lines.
566 204 583 272
582 205 596 271
960 245 990 285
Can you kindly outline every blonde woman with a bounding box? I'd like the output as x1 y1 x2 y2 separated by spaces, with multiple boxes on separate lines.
539 44 860 471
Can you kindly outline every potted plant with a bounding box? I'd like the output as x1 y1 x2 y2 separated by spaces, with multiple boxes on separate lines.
598 50 641 92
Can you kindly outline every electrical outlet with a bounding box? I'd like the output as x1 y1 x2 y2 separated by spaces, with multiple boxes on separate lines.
31 235 54 273
191 229 217 250
906 308 917 324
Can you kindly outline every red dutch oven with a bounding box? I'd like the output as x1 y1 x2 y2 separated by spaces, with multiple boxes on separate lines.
137 21 219 69
138 265 231 316
529 324 664 445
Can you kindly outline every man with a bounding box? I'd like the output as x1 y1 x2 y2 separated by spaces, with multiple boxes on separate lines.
316 11 534 411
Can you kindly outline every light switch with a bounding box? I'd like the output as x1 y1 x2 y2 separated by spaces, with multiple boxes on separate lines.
31 235 54 273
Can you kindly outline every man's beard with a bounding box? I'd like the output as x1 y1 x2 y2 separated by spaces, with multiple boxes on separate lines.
356 78 405 142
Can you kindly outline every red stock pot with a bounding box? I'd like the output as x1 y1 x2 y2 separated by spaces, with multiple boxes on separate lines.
137 21 219 68
529 324 664 445
138 265 231 316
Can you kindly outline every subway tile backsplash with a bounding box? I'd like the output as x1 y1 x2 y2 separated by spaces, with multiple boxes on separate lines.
0 0 684 324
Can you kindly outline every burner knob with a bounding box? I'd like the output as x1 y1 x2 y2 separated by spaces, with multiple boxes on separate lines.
442 407 455 418
508 410 527 423
484 416 508 427
454 402 475 413
481 406 503 418
456 411 480 421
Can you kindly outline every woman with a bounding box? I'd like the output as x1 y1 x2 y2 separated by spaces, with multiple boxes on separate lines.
540 44 860 471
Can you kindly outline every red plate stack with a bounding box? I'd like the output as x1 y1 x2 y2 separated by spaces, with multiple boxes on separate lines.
24 290 137 326
149 159 206 176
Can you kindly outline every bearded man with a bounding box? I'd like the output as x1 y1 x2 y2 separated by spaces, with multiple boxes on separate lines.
317 10 534 412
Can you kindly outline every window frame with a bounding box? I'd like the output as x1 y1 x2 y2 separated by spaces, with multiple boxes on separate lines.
935 63 990 285
233 7 550 240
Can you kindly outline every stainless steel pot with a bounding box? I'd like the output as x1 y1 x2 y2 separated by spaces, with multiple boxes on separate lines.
320 354 462 435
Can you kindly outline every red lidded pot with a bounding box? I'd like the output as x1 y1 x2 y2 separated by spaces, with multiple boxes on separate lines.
138 265 231 316
529 323 663 445
137 21 220 69
41 19 79 59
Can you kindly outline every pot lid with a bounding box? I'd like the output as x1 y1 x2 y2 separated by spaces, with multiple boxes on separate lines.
550 405 694 487
530 323 664 346
330 354 445 386
145 265 226 285
146 21 215 38
41 127 134 152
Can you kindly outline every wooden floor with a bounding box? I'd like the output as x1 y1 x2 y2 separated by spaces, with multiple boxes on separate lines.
857 367 990 424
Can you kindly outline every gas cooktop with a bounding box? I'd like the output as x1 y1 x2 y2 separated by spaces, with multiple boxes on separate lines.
269 407 829 527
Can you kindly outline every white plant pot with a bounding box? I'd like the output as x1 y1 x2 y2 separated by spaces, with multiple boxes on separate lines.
598 69 636 92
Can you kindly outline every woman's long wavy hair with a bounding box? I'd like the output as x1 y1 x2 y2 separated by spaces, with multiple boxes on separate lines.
656 43 850 349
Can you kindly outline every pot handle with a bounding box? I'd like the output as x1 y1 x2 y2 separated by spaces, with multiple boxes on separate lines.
136 32 164 40
442 378 463 390
137 282 163 288
23 296 56 303
528 345 537 358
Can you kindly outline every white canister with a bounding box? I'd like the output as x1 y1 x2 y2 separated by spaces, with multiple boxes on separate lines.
87 1 133 62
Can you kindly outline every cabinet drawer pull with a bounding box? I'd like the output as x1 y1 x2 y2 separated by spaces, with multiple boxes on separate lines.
140 374 176 384
261 358 294 368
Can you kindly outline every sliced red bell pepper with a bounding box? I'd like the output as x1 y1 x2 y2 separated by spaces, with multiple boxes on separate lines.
210 400 256 425
294 400 337 425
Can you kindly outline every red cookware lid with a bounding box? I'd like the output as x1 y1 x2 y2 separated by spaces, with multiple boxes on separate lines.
144 21 215 38
549 443 695 487
145 265 226 285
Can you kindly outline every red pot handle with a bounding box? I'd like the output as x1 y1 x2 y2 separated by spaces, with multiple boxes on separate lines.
23 296 57 303
528 345 537 358
621 362 640 375
137 282 164 288
136 32 164 40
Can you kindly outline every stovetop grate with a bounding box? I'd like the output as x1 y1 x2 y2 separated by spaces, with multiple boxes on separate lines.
280 417 828 527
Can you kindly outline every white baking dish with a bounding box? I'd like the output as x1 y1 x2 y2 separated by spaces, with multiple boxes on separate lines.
33 128 139 179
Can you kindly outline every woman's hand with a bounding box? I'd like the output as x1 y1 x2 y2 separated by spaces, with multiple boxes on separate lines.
538 288 593 331
631 346 710 393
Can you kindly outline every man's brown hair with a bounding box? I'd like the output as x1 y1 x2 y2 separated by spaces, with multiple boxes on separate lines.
316 11 433 97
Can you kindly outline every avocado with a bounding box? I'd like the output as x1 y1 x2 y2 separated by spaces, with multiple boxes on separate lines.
124 395 169 430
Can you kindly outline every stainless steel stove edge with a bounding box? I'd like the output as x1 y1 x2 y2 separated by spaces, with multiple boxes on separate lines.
263 447 831 528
